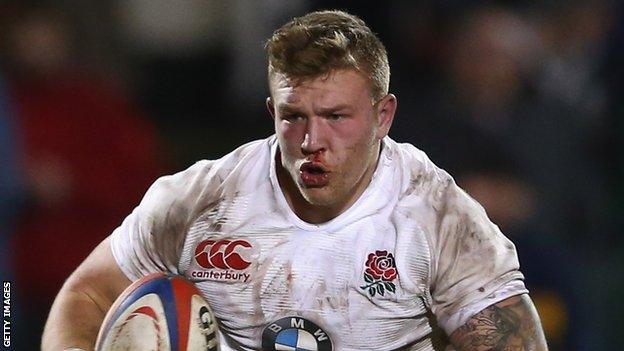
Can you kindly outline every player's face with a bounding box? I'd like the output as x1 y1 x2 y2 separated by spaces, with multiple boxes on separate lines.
268 69 395 220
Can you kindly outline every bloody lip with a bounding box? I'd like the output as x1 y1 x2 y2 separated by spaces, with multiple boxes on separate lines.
299 162 330 187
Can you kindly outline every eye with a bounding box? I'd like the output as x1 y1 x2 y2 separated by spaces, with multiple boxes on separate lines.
328 114 344 121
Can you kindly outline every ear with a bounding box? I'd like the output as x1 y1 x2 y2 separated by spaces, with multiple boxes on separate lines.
374 94 397 139
266 97 276 119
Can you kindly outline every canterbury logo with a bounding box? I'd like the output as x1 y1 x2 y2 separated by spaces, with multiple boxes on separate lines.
194 239 254 270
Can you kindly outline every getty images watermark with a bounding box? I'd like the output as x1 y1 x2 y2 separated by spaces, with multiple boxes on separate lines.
3 281 10 349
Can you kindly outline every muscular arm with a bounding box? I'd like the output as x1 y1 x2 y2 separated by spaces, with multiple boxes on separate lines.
42 237 132 350
449 294 548 351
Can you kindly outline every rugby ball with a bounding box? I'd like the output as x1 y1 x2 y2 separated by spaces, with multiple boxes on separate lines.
95 273 219 351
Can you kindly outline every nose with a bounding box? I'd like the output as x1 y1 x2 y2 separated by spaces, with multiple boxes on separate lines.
301 117 326 155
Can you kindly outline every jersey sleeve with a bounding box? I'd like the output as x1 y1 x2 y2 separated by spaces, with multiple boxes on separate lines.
110 160 220 281
428 176 528 336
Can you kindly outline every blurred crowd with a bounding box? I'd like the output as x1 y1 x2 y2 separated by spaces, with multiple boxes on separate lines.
0 1 622 350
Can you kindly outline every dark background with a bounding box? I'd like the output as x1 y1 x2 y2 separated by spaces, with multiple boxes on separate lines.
1 1 622 350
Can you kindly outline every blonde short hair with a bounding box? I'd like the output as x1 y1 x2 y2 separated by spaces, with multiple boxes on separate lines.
266 10 390 102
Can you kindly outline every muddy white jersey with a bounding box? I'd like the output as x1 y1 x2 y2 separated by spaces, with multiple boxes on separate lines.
111 135 527 351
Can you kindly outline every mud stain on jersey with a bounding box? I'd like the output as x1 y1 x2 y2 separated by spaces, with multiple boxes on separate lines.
248 237 292 323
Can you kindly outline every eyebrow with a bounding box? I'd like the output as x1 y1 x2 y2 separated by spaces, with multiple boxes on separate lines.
317 104 352 114
276 103 352 114
276 104 300 114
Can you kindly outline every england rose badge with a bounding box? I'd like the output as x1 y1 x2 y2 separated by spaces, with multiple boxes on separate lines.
360 250 397 297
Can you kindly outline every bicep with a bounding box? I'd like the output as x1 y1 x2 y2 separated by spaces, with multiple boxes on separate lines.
449 294 548 351
64 237 132 312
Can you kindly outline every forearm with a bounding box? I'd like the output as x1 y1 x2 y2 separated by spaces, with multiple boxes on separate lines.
450 294 548 351
42 286 109 351
42 238 131 351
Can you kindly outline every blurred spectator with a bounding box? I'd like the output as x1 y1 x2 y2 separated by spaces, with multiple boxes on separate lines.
533 0 612 116
530 0 614 247
393 1 612 244
2 5 163 348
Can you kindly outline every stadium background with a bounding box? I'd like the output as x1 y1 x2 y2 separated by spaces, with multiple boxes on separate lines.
0 1 622 350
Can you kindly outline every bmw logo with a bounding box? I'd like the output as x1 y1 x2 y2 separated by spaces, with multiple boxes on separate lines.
262 316 333 351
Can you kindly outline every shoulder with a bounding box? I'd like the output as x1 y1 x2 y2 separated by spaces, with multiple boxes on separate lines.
137 137 272 226
385 138 455 210
388 137 496 248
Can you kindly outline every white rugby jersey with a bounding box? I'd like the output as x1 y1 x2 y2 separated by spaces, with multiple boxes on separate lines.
111 135 527 351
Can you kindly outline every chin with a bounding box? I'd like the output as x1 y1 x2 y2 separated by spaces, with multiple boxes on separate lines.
299 187 337 207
